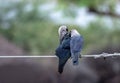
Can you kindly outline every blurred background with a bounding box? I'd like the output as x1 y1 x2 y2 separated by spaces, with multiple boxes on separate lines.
0 0 120 83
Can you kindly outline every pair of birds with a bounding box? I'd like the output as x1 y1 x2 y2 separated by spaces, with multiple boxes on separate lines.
55 25 84 74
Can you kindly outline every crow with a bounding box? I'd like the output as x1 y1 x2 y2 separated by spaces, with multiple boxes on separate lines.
70 29 84 65
55 25 71 74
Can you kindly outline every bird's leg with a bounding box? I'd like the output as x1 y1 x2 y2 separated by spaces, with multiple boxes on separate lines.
79 54 82 58
71 53 74 58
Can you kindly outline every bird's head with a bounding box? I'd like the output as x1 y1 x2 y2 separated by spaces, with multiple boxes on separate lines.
58 25 68 43
70 29 80 37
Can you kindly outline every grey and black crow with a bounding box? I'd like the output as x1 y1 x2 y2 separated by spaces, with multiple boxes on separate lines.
70 29 84 65
55 25 71 74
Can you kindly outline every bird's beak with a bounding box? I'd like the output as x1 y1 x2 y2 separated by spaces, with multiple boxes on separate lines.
59 32 66 44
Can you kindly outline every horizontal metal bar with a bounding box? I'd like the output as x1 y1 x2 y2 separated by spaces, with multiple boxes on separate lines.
0 56 57 58
0 53 119 58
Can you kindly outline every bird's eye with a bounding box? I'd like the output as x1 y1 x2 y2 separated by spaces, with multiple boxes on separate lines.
66 28 68 31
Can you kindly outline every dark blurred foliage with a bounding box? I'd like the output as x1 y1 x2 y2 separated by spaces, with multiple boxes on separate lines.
58 0 115 11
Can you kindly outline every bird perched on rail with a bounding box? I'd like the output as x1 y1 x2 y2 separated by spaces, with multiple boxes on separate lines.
55 25 71 74
70 29 84 65
55 26 84 74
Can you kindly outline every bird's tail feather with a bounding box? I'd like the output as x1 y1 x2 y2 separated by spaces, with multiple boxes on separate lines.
58 58 67 74
58 54 70 74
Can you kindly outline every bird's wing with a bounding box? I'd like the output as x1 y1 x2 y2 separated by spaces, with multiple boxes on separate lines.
55 45 71 73
61 34 71 49
70 36 83 65
70 36 83 53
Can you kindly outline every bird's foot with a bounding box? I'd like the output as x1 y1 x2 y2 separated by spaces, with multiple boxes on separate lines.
73 61 79 65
